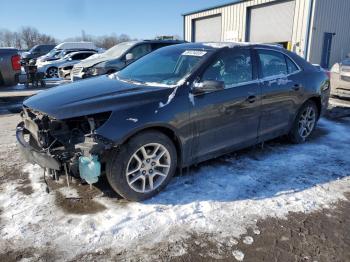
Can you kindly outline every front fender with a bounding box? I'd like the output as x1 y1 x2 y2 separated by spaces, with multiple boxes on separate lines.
95 101 184 145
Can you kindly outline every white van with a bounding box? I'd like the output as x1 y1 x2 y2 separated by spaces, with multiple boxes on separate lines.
54 42 96 50
36 42 97 69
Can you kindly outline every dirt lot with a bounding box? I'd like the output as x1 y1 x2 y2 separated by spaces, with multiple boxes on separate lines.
0 104 350 261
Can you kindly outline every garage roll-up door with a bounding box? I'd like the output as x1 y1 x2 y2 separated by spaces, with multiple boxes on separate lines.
248 1 295 43
193 15 222 42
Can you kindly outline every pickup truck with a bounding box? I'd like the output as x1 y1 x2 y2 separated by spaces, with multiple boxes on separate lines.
0 48 21 86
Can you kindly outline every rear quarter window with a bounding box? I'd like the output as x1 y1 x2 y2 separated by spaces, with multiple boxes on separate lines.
286 56 299 74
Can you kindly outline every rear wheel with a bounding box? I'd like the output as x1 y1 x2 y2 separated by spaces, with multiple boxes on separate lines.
289 101 318 143
106 131 177 201
46 67 58 78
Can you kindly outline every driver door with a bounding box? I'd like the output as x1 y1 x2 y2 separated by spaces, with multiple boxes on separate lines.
190 48 261 161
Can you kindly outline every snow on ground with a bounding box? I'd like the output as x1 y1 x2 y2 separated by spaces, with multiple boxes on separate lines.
0 117 350 260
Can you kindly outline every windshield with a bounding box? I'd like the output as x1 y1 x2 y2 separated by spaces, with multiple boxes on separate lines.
103 42 136 58
29 45 39 52
46 49 60 58
117 46 211 86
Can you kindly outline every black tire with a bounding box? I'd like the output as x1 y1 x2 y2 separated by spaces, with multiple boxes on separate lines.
106 131 177 201
288 100 319 144
0 71 4 86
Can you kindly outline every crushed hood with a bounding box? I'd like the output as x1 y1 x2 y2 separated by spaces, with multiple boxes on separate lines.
74 55 112 68
24 75 168 119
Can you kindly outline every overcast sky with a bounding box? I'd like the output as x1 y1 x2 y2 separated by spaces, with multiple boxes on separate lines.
0 0 233 40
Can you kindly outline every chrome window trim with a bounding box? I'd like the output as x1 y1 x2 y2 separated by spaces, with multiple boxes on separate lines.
224 79 260 89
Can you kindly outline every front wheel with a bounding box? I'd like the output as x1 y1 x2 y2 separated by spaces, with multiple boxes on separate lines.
106 131 177 201
46 67 58 78
289 101 319 143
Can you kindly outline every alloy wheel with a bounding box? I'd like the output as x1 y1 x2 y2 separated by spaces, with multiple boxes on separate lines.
47 67 58 78
126 143 171 193
298 106 316 139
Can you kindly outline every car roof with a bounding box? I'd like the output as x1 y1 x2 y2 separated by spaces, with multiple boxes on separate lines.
127 40 186 45
172 42 285 51
67 50 97 56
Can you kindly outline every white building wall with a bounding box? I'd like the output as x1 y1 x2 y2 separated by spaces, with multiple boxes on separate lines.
308 0 350 66
184 0 312 58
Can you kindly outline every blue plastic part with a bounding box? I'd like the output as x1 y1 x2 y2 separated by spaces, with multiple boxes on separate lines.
79 155 101 185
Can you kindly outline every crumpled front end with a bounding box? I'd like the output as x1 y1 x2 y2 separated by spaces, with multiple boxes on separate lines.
16 106 114 181
331 67 350 100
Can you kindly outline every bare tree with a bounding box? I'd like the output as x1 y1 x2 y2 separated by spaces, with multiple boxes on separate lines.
20 26 40 49
37 33 56 45
0 26 136 50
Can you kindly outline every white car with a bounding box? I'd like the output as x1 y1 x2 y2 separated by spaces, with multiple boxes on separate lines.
35 42 97 66
330 56 350 100
37 50 97 78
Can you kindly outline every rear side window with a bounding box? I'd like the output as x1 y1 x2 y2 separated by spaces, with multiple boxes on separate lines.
258 50 288 78
71 53 88 60
286 56 299 74
202 49 253 87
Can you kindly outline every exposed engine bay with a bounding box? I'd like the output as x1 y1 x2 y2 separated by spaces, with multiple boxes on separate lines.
17 106 114 183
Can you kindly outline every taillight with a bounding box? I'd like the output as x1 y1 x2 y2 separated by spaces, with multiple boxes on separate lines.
11 55 21 71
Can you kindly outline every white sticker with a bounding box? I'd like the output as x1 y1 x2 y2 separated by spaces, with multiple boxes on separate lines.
182 50 207 57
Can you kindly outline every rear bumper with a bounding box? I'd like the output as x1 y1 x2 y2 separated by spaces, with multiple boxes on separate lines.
1 70 20 86
16 122 61 170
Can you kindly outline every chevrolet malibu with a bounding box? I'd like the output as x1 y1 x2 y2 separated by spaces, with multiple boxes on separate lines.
16 43 330 201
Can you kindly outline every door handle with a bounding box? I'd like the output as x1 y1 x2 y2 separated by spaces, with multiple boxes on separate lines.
246 95 256 103
292 84 301 91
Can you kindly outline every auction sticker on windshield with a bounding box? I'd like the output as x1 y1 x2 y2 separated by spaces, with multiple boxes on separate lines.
182 50 207 57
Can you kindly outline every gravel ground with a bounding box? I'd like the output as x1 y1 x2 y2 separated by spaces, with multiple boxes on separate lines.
0 105 350 261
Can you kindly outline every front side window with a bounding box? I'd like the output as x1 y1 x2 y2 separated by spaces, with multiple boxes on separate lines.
129 44 152 60
103 42 136 58
202 49 253 87
117 46 211 86
258 50 288 78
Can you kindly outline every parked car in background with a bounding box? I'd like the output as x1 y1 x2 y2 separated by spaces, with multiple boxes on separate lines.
35 42 97 65
58 51 98 79
71 40 184 81
21 44 55 65
330 56 350 100
0 48 21 86
38 50 97 78
17 43 330 201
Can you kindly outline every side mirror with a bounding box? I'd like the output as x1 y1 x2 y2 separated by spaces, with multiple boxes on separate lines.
191 80 224 94
125 53 134 61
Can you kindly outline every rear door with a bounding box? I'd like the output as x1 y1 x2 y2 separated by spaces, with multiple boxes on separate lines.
256 48 302 140
191 48 261 160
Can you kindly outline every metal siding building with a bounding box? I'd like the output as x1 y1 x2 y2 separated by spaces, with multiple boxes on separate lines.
183 0 350 67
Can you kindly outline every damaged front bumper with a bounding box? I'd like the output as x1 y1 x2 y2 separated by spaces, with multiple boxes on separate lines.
331 74 350 100
16 107 114 180
16 122 61 170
